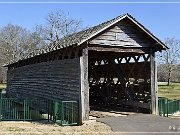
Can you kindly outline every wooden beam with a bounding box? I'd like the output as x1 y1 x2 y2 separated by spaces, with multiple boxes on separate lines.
88 46 149 54
80 48 89 122
150 49 158 115
88 49 150 60
155 60 158 114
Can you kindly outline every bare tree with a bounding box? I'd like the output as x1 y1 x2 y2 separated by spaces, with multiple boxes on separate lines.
0 24 46 82
158 37 180 85
0 10 84 82
157 64 167 82
36 10 83 43
0 24 26 61
0 24 46 62
171 64 180 82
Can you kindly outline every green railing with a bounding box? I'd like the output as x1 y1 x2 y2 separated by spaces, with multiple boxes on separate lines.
53 101 79 126
158 97 180 117
0 89 6 98
0 98 53 121
0 97 79 126
158 97 168 117
168 99 180 115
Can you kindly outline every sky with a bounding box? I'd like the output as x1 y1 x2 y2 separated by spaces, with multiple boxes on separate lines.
0 0 180 41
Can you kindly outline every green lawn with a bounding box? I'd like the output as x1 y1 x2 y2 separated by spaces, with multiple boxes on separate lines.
158 82 180 100
0 83 6 90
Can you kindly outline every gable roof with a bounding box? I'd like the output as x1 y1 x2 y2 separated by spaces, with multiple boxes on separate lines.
4 13 167 67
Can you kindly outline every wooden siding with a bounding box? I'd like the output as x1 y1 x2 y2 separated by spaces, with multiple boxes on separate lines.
6 58 80 102
89 20 155 47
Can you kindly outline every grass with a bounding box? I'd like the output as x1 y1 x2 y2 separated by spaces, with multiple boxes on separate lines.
0 83 6 90
158 82 180 100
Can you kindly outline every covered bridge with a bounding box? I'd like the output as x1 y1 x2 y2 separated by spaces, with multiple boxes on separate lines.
4 14 167 123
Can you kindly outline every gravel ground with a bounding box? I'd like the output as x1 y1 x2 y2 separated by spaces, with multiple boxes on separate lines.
0 120 114 135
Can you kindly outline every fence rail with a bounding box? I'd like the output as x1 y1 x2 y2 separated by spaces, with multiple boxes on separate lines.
158 97 180 117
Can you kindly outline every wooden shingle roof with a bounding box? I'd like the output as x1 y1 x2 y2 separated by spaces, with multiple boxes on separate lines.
4 13 167 66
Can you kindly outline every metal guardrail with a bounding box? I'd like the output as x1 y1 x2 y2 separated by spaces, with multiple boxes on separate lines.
0 98 53 121
53 101 79 126
158 97 168 117
0 96 79 126
168 99 180 115
158 97 180 117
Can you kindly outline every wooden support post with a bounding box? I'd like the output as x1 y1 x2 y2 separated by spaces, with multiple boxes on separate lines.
150 49 158 115
80 48 89 123
155 60 159 115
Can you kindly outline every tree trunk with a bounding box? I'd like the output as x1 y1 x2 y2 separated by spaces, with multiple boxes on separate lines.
167 67 172 86
167 76 170 86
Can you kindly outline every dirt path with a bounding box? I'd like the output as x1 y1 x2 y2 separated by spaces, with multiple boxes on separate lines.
170 111 180 119
2 114 179 135
0 120 114 135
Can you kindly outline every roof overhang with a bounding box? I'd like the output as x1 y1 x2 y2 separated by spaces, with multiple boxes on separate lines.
78 14 168 50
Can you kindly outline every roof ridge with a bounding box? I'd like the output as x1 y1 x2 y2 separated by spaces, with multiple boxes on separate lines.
3 13 167 67
48 13 127 51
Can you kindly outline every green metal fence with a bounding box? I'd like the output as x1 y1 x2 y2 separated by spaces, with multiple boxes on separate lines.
0 98 22 120
158 97 168 117
53 101 79 126
0 97 79 126
167 99 180 115
158 97 180 117
0 98 53 121
0 89 6 98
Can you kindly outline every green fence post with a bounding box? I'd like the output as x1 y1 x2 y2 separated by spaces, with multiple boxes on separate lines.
173 100 174 113
47 100 50 122
163 98 166 117
176 100 178 111
49 100 51 121
0 90 2 121
53 101 58 122
0 98 1 121
50 100 53 121
23 100 25 121
61 101 64 125
0 90 2 99
167 99 169 117
70 102 74 123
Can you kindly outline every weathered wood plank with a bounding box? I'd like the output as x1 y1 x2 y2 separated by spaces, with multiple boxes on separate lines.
80 48 89 122
89 21 154 48
89 40 150 47
7 58 81 103
155 57 158 114
150 49 157 114
88 46 148 54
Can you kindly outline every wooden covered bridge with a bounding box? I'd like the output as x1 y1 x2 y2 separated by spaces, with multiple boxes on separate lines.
4 14 167 123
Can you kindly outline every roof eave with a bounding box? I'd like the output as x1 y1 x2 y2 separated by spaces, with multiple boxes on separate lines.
78 14 168 51
77 14 128 46
126 15 168 50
